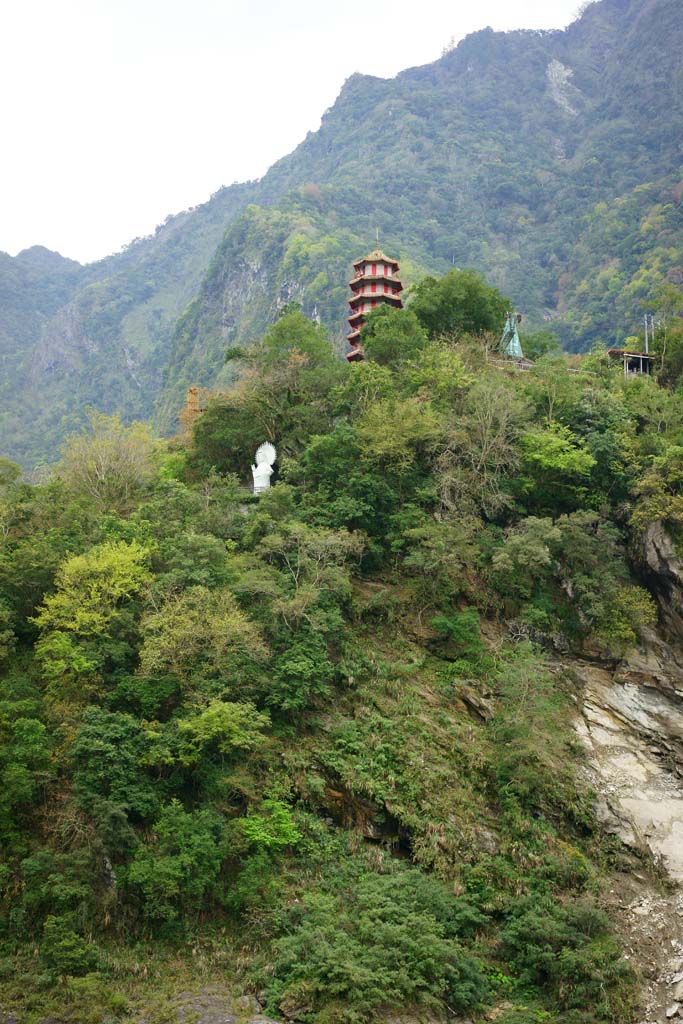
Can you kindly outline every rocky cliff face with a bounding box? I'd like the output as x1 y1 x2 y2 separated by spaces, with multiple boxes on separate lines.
568 523 683 1021
642 522 683 645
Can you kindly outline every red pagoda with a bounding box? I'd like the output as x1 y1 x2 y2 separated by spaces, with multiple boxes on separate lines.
347 249 403 361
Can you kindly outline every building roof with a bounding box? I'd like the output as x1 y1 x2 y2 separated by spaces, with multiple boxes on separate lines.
351 273 403 290
349 292 402 309
353 249 400 270
607 348 654 358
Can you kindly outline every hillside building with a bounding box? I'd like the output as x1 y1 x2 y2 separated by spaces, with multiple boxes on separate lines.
607 348 654 377
347 249 403 361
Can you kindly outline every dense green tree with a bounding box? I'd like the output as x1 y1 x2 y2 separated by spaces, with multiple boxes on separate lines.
138 586 268 693
360 306 428 366
264 867 490 1022
58 412 154 514
33 540 151 713
410 269 509 340
125 800 226 923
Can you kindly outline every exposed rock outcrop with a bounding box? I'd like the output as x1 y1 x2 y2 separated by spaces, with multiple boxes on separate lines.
570 527 683 1021
641 521 683 644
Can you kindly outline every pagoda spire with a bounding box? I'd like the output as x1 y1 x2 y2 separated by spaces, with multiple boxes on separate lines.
346 248 403 362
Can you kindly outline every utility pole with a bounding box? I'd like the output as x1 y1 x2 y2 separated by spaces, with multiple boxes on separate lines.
644 314 649 354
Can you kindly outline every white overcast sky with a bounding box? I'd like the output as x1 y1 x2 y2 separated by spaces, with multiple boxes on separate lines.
0 0 583 264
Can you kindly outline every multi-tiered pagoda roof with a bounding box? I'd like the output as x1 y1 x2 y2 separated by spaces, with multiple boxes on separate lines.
347 249 403 362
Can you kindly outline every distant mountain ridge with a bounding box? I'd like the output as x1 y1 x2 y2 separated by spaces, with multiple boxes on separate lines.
1 0 682 467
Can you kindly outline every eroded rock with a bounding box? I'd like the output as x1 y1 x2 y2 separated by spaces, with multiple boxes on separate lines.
641 522 683 644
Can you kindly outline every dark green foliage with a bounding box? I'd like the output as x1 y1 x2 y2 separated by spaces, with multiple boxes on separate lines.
431 608 485 662
5 851 97 941
501 897 630 1013
187 396 265 478
40 915 99 978
270 631 335 711
71 709 161 840
361 306 428 365
125 800 226 924
521 330 561 361
487 646 591 827
262 865 490 1022
411 269 510 340
0 707 51 844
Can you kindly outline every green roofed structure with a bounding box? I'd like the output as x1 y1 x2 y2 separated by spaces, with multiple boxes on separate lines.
499 311 526 360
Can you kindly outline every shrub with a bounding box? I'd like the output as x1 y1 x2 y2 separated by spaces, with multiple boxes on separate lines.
262 866 490 1021
501 896 631 1013
40 916 99 977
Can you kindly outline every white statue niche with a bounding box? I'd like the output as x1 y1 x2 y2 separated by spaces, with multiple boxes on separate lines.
252 442 277 494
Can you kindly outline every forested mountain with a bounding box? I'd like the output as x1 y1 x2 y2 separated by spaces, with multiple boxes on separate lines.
0 184 258 469
2 290 683 1022
2 0 683 467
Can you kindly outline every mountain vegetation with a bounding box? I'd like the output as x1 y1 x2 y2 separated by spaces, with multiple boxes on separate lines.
1 273 682 1021
1 0 683 469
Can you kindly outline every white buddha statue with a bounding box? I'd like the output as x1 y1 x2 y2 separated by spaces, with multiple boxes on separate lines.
252 442 277 494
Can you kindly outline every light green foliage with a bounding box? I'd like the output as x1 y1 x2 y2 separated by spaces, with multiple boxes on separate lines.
402 342 474 404
176 699 270 763
58 412 154 513
332 360 396 417
632 443 683 530
519 425 596 512
138 585 267 689
523 356 580 425
488 644 589 824
33 540 151 709
257 519 365 631
356 396 443 470
236 799 301 851
437 375 528 516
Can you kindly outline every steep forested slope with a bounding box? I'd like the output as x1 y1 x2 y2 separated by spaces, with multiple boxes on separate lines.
2 0 682 467
2 290 683 1022
0 183 258 468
